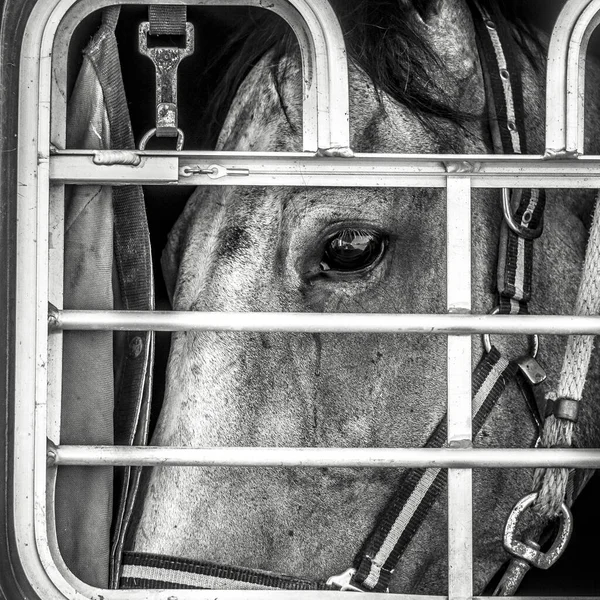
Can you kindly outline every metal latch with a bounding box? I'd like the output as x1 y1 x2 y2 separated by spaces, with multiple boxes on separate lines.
180 164 251 179
139 20 194 146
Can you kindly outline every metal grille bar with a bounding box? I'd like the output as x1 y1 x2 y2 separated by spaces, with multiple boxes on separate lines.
546 0 600 155
446 177 473 598
48 445 600 469
49 151 600 188
50 309 600 334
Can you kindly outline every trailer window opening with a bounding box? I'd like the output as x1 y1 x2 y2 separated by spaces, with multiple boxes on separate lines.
8 0 600 599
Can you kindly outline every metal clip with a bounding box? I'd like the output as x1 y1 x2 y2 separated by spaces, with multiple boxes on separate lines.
494 493 572 595
515 354 547 386
326 569 364 592
502 189 544 240
47 439 58 467
504 493 573 570
48 303 59 330
482 306 540 361
493 539 540 596
139 21 194 139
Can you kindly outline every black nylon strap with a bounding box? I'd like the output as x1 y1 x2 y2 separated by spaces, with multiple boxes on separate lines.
148 5 187 36
84 7 155 589
352 347 518 592
121 552 332 591
89 5 154 457
469 0 546 315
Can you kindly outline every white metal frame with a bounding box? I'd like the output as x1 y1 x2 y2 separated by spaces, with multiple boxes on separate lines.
12 0 600 599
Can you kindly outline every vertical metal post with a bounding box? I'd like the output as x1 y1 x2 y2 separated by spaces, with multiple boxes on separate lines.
446 177 473 600
46 22 70 446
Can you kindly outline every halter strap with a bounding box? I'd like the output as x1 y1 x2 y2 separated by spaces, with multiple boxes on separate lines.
120 552 332 591
469 0 546 315
351 348 517 592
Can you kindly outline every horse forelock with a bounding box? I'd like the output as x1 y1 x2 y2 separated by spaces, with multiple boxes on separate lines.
199 0 542 148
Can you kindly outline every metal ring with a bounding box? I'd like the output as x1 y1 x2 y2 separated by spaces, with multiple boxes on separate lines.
502 189 544 240
483 306 539 357
503 492 573 570
139 127 185 151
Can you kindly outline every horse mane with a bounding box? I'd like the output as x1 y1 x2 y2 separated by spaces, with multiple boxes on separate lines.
198 0 543 147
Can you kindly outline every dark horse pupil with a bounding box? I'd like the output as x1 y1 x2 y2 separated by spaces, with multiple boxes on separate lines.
324 230 381 271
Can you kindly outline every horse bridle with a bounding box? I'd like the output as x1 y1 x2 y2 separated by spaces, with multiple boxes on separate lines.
120 1 568 593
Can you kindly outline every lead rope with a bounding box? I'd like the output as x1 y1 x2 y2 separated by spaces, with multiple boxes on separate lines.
493 200 600 596
533 197 600 516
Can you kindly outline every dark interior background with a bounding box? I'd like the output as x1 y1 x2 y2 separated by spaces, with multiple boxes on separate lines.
67 3 600 595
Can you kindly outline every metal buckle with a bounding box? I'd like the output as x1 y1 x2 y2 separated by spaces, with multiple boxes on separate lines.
502 188 544 240
503 492 573 570
138 20 194 141
326 568 365 592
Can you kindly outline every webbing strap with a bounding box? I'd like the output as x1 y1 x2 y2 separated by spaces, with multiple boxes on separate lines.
120 552 332 591
469 0 546 316
352 348 517 592
86 7 155 589
148 5 187 36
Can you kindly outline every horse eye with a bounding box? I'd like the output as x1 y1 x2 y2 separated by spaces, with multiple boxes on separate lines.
320 228 386 273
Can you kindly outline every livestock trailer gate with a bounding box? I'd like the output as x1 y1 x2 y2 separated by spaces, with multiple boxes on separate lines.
3 0 600 598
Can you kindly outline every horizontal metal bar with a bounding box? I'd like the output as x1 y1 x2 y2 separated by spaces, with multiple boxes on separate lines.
50 154 179 183
50 309 600 334
50 151 600 187
49 445 600 468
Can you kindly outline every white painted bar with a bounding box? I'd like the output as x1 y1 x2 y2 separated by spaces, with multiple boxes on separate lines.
447 178 471 315
546 0 600 155
50 155 179 183
565 2 600 153
46 184 64 445
49 445 600 469
446 178 473 600
50 310 600 334
50 151 600 188
545 0 591 154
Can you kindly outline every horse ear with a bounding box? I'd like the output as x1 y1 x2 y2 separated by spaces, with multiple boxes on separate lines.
418 0 482 83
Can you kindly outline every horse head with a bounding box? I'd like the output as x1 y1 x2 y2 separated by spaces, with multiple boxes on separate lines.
130 0 600 593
